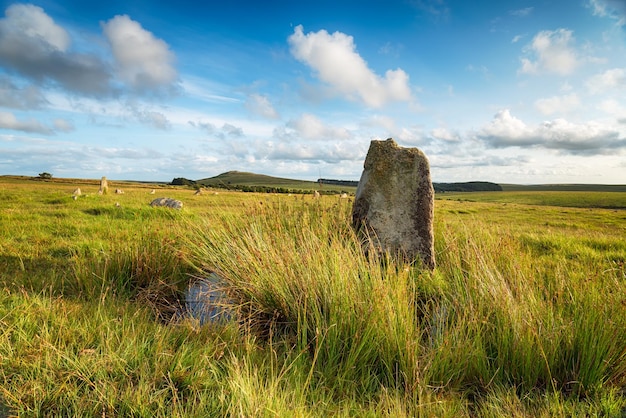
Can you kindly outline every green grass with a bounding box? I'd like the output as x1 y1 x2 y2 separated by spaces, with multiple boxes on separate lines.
1 176 625 416
438 190 626 209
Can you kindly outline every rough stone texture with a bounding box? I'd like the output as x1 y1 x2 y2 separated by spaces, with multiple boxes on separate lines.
98 177 108 195
352 138 435 270
150 197 183 210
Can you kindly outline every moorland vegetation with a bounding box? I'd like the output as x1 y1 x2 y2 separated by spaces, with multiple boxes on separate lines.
0 175 625 416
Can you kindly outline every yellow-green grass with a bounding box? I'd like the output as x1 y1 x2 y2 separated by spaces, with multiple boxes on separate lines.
438 190 626 209
0 176 625 416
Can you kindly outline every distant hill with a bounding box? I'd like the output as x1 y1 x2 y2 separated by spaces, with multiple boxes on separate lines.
197 171 507 194
197 171 352 194
195 171 626 194
434 181 502 193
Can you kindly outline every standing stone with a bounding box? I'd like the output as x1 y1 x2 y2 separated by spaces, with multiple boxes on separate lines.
98 177 108 195
72 187 81 196
352 138 435 270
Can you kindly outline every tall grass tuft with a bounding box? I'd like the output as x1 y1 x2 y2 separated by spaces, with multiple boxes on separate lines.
70 227 189 320
181 196 626 413
184 199 424 398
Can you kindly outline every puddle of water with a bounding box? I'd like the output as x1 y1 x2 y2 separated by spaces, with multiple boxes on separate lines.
184 273 235 325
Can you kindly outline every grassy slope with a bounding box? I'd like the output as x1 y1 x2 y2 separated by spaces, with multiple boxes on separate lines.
1 176 625 416
197 171 355 193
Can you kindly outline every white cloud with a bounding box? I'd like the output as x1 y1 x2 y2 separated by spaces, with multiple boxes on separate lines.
53 118 74 132
102 15 178 94
430 127 460 142
276 113 352 141
534 93 581 115
512 34 524 43
222 123 244 138
134 110 170 130
0 77 48 109
265 140 364 162
2 4 69 51
585 68 626 94
0 4 111 95
589 0 626 24
598 98 625 115
519 29 579 75
361 115 396 132
288 25 413 107
510 7 534 17
0 111 53 134
189 120 245 139
245 93 279 119
477 109 626 154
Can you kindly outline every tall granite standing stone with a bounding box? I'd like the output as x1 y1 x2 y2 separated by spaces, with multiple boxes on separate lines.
352 138 435 270
98 176 109 195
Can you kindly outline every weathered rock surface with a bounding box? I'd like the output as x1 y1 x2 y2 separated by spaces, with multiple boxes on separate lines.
150 197 183 210
98 177 108 195
352 138 435 270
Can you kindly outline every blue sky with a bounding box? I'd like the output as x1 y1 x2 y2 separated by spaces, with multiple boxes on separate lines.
1 0 625 183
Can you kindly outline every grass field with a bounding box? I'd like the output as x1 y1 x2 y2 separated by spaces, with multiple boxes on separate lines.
1 176 625 416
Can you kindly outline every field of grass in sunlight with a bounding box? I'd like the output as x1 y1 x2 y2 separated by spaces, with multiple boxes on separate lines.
0 176 625 416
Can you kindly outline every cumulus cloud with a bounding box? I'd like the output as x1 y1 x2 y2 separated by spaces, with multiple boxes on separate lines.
477 109 626 154
0 76 47 109
265 140 364 162
0 4 112 95
519 29 579 75
102 15 178 95
0 111 53 134
258 113 361 163
274 113 352 142
534 93 581 115
288 25 413 107
430 127 460 142
585 68 626 94
245 93 279 119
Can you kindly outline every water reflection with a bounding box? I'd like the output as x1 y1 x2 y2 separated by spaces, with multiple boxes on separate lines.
184 273 234 325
